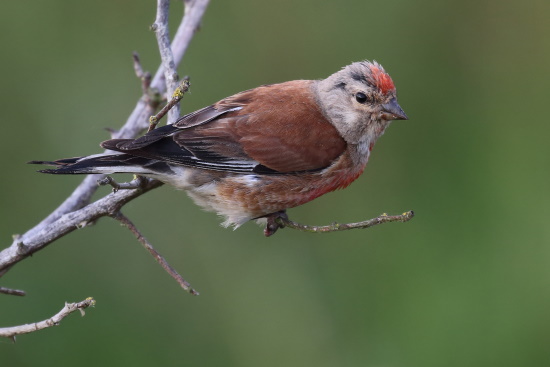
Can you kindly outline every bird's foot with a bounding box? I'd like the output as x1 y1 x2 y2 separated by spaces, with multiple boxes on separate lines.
263 210 288 237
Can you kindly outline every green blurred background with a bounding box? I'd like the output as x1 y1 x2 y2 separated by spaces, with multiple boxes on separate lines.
1 0 549 366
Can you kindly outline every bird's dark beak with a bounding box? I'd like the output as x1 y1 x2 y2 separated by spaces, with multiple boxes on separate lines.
381 97 408 120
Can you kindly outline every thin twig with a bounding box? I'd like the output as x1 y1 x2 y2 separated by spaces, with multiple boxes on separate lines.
275 211 415 234
152 0 180 124
112 212 199 295
148 78 191 131
0 297 96 340
0 287 26 296
132 52 152 94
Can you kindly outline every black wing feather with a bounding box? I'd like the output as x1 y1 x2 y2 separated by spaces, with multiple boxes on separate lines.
114 105 241 151
97 103 260 173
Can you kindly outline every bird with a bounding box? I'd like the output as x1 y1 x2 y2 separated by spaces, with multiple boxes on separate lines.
30 60 407 234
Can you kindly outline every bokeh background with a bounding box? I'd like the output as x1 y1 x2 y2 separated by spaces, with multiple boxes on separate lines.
1 0 549 366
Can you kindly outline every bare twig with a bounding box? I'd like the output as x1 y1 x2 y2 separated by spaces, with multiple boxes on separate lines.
0 287 26 296
274 211 415 234
152 0 180 124
0 0 210 282
112 212 199 295
0 297 96 340
0 179 163 272
132 52 152 95
148 78 191 131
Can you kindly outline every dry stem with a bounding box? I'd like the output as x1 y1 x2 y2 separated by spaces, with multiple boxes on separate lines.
113 212 198 295
148 78 191 131
0 298 96 341
0 287 26 296
276 211 415 233
152 0 180 124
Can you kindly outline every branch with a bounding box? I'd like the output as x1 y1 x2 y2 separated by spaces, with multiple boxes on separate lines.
0 0 210 281
0 298 96 341
10 0 209 245
152 0 180 124
265 211 415 236
1 179 163 272
113 212 198 295
132 52 152 94
0 287 26 296
148 77 191 131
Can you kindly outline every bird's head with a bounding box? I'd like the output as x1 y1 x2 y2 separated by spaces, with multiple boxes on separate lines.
314 60 407 146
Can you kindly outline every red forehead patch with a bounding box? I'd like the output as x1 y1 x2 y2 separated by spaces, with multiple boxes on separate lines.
370 65 395 95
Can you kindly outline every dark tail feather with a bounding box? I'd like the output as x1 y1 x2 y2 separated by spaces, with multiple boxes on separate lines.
29 154 172 175
28 157 83 167
29 156 93 174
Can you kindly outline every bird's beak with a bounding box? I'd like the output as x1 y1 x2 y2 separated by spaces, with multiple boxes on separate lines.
381 97 408 120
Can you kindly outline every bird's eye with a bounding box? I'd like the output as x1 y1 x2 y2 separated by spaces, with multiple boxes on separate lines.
355 92 369 104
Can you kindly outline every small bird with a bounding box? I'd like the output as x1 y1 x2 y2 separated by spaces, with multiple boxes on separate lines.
31 60 407 232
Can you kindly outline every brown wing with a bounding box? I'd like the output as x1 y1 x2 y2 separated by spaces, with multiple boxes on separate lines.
173 80 346 173
101 80 346 174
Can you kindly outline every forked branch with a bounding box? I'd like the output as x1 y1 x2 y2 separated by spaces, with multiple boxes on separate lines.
0 0 210 294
